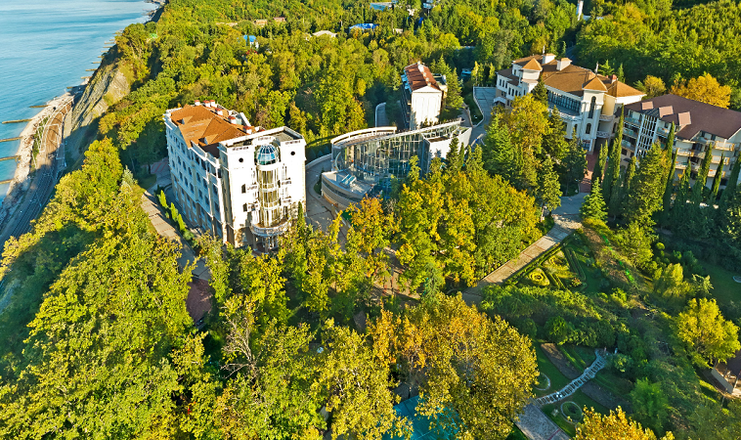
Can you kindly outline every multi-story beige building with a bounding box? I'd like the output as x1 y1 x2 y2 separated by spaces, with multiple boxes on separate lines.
623 94 741 189
494 54 645 152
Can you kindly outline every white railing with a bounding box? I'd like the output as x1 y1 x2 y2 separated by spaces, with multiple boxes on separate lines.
598 114 614 122
596 130 610 138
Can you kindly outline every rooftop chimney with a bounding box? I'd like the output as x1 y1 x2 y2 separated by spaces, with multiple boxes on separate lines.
194 100 201 106
542 53 556 64
610 74 618 83
556 58 571 71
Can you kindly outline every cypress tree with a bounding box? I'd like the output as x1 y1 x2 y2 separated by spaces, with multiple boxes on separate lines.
594 141 608 187
624 144 669 226
709 154 725 204
691 142 714 204
537 156 562 214
720 157 741 210
671 169 691 229
581 177 608 221
660 148 679 227
603 109 624 205
665 123 675 150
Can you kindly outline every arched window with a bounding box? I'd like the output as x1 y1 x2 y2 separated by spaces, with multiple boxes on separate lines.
586 123 592 135
574 124 578 136
241 184 246 193
588 96 596 119
243 203 248 212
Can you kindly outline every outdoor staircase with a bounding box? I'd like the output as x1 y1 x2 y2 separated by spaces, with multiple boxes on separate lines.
535 349 609 407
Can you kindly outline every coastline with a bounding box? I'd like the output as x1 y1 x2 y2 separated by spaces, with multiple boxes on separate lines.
0 94 71 222
0 0 166 228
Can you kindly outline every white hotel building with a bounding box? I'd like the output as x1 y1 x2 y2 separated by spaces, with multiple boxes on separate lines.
494 54 645 152
401 62 447 130
164 101 306 251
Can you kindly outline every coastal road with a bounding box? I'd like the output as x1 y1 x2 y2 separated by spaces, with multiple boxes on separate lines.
0 97 73 250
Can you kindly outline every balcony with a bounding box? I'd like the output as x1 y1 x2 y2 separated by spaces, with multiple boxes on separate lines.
623 127 638 138
621 139 635 150
250 220 290 237
596 130 611 138
624 117 641 127
676 149 691 157
599 114 614 122
657 126 670 136
557 112 581 122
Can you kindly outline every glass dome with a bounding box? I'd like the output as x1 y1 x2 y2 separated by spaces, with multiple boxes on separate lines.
255 143 279 165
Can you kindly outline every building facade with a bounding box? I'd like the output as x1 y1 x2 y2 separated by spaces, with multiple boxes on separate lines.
622 94 741 189
164 101 306 251
402 62 447 130
321 121 470 209
494 54 645 152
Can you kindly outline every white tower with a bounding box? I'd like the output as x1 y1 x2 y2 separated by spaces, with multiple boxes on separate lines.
577 0 584 20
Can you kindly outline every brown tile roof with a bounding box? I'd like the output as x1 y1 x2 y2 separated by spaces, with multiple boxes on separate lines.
540 63 600 97
625 94 741 140
496 68 520 85
522 58 542 71
583 76 608 92
169 105 247 157
606 80 644 98
403 63 441 92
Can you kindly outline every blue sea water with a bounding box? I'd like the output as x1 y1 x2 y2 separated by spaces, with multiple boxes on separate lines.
0 0 155 200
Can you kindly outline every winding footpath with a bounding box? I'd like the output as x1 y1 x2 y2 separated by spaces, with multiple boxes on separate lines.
535 350 609 407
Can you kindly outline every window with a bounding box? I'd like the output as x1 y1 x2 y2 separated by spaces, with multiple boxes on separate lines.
588 96 596 119
243 203 248 212
241 184 246 193
574 124 578 135
586 123 592 135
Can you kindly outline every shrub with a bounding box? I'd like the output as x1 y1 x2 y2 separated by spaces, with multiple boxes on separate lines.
529 268 550 287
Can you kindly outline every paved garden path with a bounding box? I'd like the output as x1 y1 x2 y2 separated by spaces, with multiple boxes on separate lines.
535 350 609 407
462 193 585 304
515 404 570 440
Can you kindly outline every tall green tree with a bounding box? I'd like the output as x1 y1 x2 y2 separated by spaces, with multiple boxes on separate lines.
603 109 624 205
581 178 608 221
624 144 669 226
661 147 678 225
532 81 548 105
594 141 609 186
482 113 521 185
537 156 562 214
720 158 741 210
315 321 409 440
691 143 714 204
709 155 725 204
542 107 569 161
677 298 741 366
560 137 587 195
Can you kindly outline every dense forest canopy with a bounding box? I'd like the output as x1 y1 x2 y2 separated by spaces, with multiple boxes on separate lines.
1 0 741 438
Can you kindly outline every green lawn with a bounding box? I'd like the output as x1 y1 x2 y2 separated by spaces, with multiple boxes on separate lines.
702 260 741 308
541 389 608 436
534 344 571 396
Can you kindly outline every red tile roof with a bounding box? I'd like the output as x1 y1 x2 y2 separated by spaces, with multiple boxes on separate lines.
403 62 441 92
169 105 248 157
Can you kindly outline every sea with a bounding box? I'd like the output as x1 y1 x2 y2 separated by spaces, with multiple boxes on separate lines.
0 0 156 201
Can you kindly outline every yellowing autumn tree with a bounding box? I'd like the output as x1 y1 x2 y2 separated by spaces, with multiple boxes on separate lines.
575 408 674 440
669 73 731 108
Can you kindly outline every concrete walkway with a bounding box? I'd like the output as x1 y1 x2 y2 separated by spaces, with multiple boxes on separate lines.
515 404 569 440
140 160 208 280
304 154 337 232
375 102 388 127
463 193 586 303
